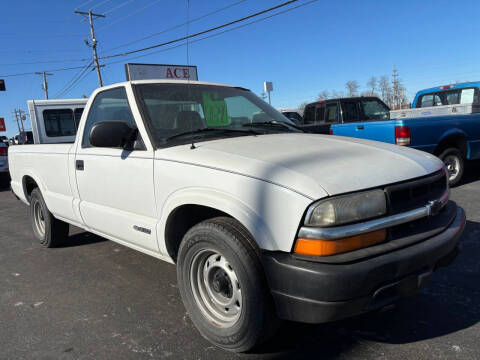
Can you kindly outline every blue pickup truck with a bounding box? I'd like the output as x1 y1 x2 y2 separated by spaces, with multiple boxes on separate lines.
331 82 480 185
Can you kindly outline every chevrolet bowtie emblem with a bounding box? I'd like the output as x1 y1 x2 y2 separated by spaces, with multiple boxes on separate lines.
426 200 442 216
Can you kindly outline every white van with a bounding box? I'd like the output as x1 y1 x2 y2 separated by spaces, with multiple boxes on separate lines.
27 99 88 144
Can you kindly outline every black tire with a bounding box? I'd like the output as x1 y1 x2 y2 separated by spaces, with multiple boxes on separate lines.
30 188 69 247
177 217 279 352
438 148 464 186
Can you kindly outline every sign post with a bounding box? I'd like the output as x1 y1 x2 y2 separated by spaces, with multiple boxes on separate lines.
0 118 6 132
264 81 273 105
125 63 198 81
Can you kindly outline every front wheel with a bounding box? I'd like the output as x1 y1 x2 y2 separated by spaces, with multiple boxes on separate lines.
438 148 464 186
176 217 279 352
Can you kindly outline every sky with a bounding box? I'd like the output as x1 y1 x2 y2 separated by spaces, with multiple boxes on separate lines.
1 0 480 137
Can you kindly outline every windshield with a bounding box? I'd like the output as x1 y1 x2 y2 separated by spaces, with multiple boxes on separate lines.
134 83 297 147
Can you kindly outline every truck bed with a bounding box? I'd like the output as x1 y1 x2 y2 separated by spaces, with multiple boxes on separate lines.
9 144 75 220
390 103 480 119
331 112 480 159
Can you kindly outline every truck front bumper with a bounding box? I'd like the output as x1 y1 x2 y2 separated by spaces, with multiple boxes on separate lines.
262 206 466 324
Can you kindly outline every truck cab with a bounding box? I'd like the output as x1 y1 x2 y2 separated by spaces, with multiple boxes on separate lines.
413 82 480 108
300 97 389 134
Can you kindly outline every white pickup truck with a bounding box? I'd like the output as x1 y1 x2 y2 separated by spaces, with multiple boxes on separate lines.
9 80 465 352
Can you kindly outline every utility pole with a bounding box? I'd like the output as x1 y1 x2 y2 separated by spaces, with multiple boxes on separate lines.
36 72 53 99
18 109 26 133
75 9 105 87
392 65 398 110
13 109 21 133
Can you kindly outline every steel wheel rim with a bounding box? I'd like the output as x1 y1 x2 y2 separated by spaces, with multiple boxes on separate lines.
190 249 242 328
444 155 460 181
33 200 46 237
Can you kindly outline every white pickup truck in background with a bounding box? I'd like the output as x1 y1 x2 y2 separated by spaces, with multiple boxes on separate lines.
9 80 465 352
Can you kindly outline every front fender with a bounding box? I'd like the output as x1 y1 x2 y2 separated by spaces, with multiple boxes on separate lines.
156 185 311 256
156 187 274 255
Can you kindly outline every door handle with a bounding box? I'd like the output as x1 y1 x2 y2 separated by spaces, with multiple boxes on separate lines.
76 160 84 171
357 125 364 130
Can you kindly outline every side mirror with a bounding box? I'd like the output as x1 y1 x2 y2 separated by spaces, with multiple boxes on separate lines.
89 121 135 148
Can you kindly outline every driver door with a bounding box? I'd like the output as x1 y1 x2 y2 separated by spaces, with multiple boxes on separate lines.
74 86 158 252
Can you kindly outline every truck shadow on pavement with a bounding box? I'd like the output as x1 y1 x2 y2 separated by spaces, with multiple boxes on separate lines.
459 160 480 186
255 219 480 358
57 231 107 248
0 176 11 192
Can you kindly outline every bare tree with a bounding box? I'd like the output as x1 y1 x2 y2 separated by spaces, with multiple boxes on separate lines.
317 90 330 100
366 76 377 96
345 80 359 97
397 84 409 109
331 90 345 98
378 75 392 106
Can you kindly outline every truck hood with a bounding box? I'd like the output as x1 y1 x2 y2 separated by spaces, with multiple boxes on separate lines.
157 133 444 199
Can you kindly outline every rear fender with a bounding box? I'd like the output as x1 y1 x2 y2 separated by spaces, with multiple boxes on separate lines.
436 129 468 157
20 171 48 206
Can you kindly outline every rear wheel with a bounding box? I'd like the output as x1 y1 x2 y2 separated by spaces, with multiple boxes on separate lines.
177 217 279 352
30 188 69 247
438 148 464 186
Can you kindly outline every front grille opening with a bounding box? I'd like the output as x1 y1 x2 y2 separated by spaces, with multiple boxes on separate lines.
387 172 447 215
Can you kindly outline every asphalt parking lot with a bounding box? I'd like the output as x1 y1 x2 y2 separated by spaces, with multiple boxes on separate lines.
1 165 479 360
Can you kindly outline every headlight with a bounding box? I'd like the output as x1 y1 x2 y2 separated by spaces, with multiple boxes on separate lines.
305 189 387 227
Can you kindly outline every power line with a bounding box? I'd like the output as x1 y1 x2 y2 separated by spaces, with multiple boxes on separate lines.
104 0 135 14
97 0 165 32
90 0 113 10
55 62 94 98
0 58 90 66
0 65 96 78
55 61 93 98
75 0 96 9
0 33 85 39
99 0 300 60
103 0 247 52
104 0 318 66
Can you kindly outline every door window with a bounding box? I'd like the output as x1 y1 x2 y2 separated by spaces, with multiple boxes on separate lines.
420 94 434 107
303 105 316 124
315 104 325 123
433 94 443 106
325 103 338 123
445 90 460 105
342 102 358 122
82 87 136 147
360 100 390 120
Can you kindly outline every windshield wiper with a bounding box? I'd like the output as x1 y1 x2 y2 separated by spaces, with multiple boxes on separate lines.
166 127 260 141
242 121 299 131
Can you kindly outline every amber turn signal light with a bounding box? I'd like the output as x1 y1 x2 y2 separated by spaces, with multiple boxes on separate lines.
294 229 387 257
